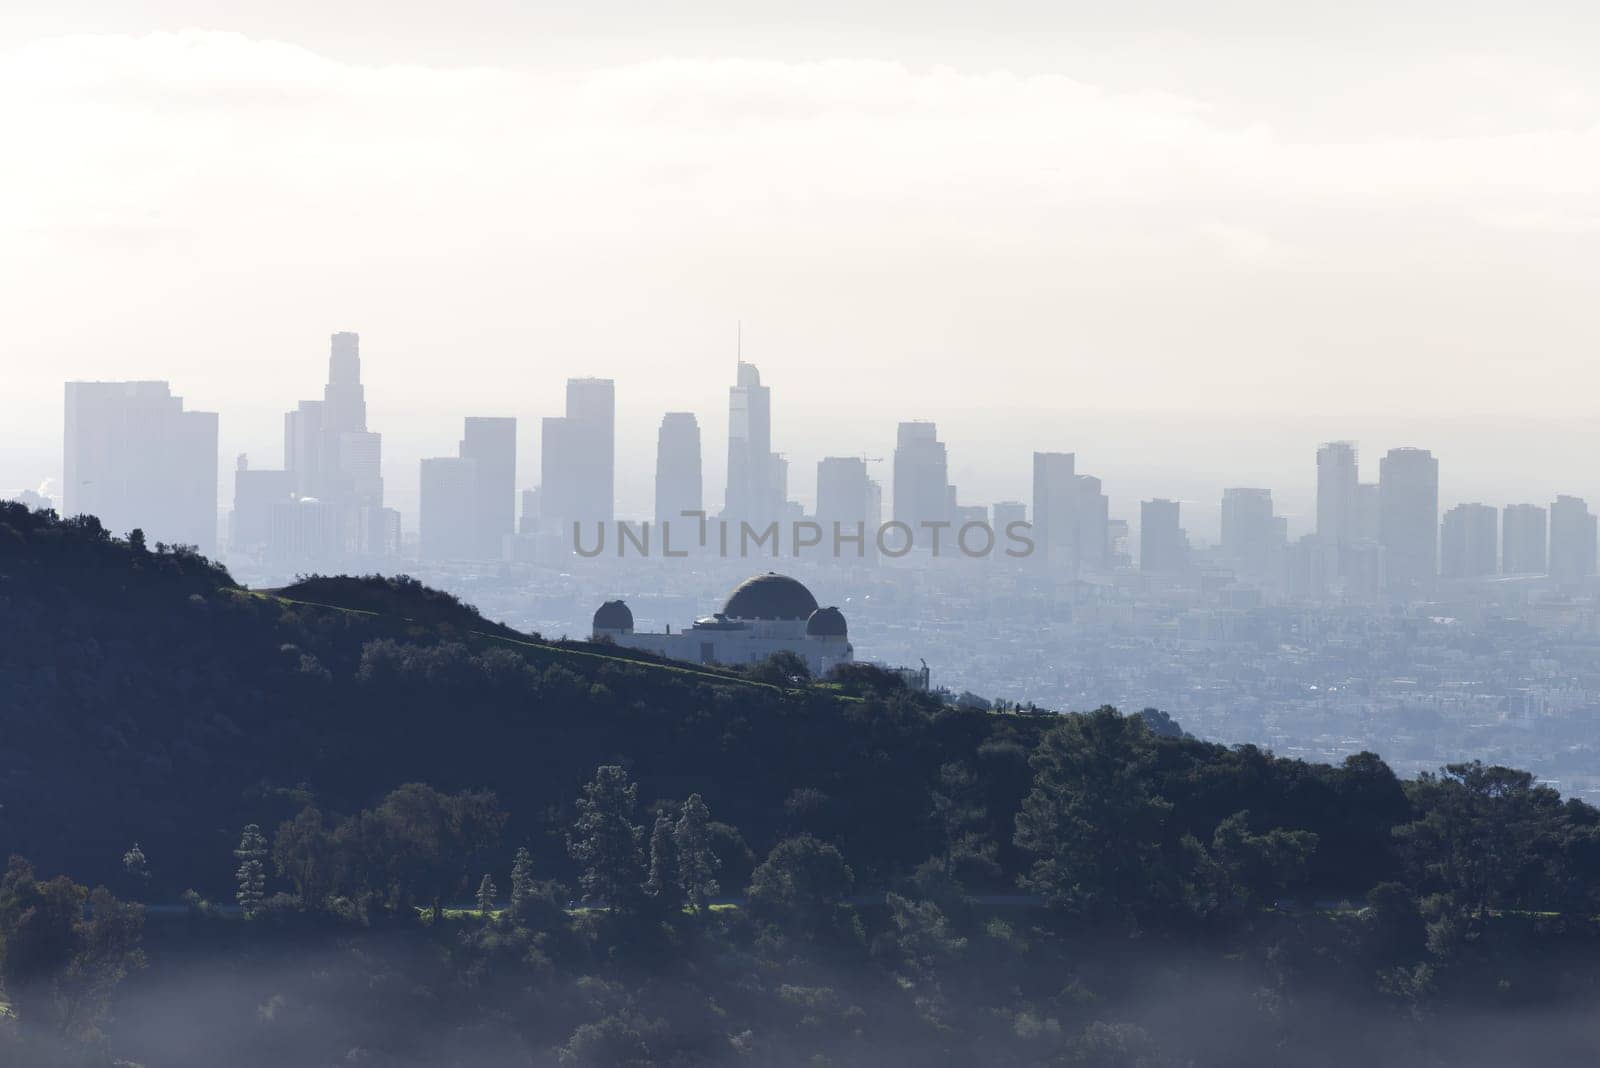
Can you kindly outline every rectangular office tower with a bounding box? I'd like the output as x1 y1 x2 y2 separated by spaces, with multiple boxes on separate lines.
816 456 881 560
1378 447 1439 594
1221 487 1279 579
1316 441 1359 546
542 378 615 529
64 381 219 554
1502 503 1547 575
1140 498 1188 575
1440 503 1497 579
893 422 951 535
1548 495 1597 585
460 417 516 559
655 412 703 526
419 457 478 560
1031 452 1076 570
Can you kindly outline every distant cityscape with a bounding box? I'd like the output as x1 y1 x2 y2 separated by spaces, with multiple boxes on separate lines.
18 331 1600 802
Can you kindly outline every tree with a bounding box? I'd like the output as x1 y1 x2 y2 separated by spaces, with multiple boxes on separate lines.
1192 810 1319 920
1394 761 1558 919
121 843 150 891
509 846 536 913
747 834 854 934
567 765 645 911
126 527 147 553
674 793 721 913
0 857 145 1043
747 650 812 687
475 874 498 919
1013 707 1175 924
644 814 682 912
273 805 337 910
233 824 269 918
354 784 507 923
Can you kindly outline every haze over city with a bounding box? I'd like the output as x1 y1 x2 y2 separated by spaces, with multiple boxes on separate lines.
8 3 1600 527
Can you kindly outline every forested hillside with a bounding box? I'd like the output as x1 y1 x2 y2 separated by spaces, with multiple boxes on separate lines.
3 501 1600 1067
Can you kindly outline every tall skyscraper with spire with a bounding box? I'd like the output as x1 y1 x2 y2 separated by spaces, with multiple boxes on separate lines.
724 361 782 524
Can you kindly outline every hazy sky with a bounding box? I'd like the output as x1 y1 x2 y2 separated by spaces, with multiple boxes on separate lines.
5 4 1600 532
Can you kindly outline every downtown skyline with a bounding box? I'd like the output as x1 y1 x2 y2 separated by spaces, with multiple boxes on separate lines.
37 331 1600 595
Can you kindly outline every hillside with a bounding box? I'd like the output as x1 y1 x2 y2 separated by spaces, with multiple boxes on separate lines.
5 501 1600 1067
2 501 1425 901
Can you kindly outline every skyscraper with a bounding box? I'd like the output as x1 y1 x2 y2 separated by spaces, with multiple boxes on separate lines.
277 333 394 558
1075 474 1111 572
1502 503 1547 575
894 422 951 536
1378 447 1439 593
1548 495 1596 585
1221 487 1278 579
231 455 292 552
460 416 517 558
419 457 478 560
655 412 703 527
63 380 219 554
816 456 879 559
1140 498 1187 575
1440 503 1497 579
724 362 782 524
542 378 615 529
1316 441 1359 546
1031 452 1076 570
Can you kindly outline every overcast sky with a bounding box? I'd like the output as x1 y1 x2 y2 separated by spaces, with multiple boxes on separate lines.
4 3 1600 533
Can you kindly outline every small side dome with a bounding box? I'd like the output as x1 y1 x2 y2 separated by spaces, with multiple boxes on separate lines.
806 606 847 638
593 599 633 633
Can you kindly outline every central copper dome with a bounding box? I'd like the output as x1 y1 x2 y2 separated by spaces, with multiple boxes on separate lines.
720 573 820 621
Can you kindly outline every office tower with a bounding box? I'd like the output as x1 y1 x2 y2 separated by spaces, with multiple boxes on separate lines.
278 333 391 558
419 457 478 560
724 362 783 523
992 500 1027 534
460 417 516 558
1316 441 1359 545
231 455 293 552
1031 452 1076 569
1140 498 1187 574
655 412 703 526
1440 503 1497 579
1075 474 1110 572
1502 503 1548 575
63 380 219 554
269 497 339 563
1378 447 1439 593
542 378 615 529
893 422 952 535
1221 487 1277 578
817 456 877 559
284 400 326 499
1354 482 1381 543
1548 495 1597 584
322 332 366 434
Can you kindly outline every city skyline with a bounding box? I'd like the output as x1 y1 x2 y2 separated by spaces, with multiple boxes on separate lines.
46 341 1600 595
9 9 1600 519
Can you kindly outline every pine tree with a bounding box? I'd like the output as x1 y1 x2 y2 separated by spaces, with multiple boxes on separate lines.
509 846 536 913
674 793 721 913
645 814 682 911
233 824 269 918
567 765 645 910
476 874 498 919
